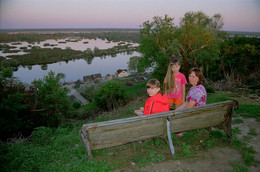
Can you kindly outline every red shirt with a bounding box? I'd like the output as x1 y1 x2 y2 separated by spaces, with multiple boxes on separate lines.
144 93 170 115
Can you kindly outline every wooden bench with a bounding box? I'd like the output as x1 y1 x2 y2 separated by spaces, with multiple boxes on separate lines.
79 100 238 159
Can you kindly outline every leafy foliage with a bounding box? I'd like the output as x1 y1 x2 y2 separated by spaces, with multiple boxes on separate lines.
32 71 71 127
139 11 224 79
177 12 224 75
0 68 74 140
31 126 53 146
94 81 127 111
0 67 32 140
127 56 142 72
205 86 215 93
217 36 260 83
139 15 178 80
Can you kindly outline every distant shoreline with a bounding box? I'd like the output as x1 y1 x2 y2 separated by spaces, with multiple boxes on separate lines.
0 28 259 36
0 28 140 34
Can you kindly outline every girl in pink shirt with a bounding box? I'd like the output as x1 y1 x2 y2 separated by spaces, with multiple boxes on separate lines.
164 59 187 109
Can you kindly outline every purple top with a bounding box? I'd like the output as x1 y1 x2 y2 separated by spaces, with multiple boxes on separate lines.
186 84 207 107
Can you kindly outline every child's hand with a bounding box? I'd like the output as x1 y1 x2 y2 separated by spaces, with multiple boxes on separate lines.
135 109 144 116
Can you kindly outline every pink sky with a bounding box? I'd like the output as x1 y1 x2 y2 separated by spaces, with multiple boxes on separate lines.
0 0 259 32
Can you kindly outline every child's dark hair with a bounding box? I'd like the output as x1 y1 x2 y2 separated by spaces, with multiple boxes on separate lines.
146 79 161 89
170 59 181 66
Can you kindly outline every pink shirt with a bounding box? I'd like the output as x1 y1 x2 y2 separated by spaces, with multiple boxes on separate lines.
186 84 207 107
166 72 187 99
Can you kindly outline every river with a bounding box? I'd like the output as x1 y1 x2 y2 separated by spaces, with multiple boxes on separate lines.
0 38 140 84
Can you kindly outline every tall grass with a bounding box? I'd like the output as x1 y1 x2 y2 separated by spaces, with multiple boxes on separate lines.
0 123 114 171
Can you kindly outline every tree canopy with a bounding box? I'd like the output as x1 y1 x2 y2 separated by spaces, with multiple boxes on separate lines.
139 11 224 78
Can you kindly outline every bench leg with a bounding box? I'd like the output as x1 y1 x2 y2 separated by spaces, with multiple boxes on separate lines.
79 130 93 159
166 118 175 157
222 105 234 138
223 114 232 138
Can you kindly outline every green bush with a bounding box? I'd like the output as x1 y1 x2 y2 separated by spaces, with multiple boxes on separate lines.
84 86 96 102
72 102 81 109
32 71 71 128
206 86 215 93
43 43 50 46
31 126 53 145
78 102 100 119
94 81 127 111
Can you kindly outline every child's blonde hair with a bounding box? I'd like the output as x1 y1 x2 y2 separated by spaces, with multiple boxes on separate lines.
164 59 181 94
146 79 161 89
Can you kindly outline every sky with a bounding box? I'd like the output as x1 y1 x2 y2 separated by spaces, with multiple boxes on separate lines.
0 0 259 32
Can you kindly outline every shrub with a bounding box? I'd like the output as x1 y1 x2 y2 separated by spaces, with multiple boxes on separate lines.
32 71 71 128
72 102 81 109
206 86 215 93
43 43 50 46
94 81 127 111
78 102 100 119
84 86 96 102
31 126 53 145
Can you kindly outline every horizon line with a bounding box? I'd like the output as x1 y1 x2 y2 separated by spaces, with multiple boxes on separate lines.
0 28 259 34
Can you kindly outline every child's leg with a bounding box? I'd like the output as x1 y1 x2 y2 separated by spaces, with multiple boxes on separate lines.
168 98 175 110
169 103 174 109
174 99 182 109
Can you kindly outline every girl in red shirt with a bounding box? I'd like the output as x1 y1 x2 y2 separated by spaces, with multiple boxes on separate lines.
135 79 170 116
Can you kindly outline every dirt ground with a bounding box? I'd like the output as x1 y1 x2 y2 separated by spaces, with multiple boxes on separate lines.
134 118 260 172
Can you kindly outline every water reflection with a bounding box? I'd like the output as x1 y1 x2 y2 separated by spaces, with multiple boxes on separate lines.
2 38 140 84
13 52 140 84
1 38 138 53
40 64 48 70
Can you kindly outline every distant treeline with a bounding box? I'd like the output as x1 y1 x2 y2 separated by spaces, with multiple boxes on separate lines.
226 31 260 36
0 28 140 32
0 30 141 43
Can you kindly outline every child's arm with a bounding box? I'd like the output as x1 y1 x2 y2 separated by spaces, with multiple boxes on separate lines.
176 100 196 110
135 107 144 116
176 101 187 110
182 84 186 103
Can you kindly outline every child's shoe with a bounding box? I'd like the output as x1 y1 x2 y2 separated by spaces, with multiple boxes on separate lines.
176 132 183 137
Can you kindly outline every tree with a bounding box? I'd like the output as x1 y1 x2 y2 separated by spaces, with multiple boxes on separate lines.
0 67 32 140
139 11 224 78
32 71 71 127
94 81 127 111
139 15 178 80
218 36 260 83
178 11 224 75
127 56 142 72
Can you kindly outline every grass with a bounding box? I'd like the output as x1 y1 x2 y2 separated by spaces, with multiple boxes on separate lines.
226 161 248 172
0 123 114 171
248 128 257 136
0 90 259 171
233 118 244 124
236 104 260 121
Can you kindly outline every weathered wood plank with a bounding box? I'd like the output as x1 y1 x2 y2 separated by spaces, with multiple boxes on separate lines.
82 100 234 130
80 100 238 158
170 110 227 132
88 107 228 149
89 119 164 150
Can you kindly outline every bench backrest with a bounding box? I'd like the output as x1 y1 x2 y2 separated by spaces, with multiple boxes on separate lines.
80 100 237 155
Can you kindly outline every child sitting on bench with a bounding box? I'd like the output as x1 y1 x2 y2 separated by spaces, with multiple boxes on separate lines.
135 79 170 116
